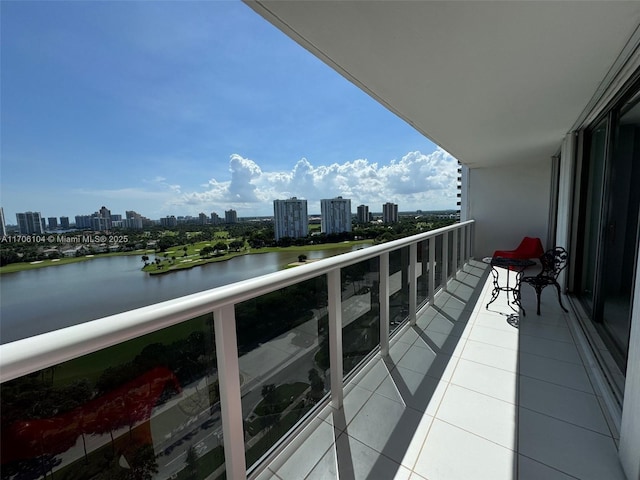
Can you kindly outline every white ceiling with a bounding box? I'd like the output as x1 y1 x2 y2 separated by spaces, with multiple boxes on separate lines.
246 1 640 168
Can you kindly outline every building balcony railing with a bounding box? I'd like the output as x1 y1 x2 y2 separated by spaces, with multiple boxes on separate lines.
0 221 474 480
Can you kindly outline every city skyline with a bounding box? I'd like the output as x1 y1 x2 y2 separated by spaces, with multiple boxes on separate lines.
1 1 458 222
6 200 460 232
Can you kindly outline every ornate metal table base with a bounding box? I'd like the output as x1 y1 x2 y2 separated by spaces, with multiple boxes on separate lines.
486 257 535 316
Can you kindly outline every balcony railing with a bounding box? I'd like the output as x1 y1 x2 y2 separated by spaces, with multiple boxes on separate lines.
0 220 474 480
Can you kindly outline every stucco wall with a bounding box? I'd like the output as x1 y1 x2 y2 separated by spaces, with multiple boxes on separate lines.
467 159 552 259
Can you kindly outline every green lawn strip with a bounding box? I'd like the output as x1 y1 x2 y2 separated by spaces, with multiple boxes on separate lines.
51 316 210 386
143 239 371 274
253 383 308 416
246 382 308 436
245 400 312 467
173 445 225 480
144 251 247 275
0 250 149 274
1 239 370 275
253 240 371 254
142 239 243 273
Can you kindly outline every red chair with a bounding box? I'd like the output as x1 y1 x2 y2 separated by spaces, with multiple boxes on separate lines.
493 237 544 260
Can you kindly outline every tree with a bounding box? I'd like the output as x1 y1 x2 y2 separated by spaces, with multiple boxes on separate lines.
156 237 174 252
184 445 198 480
260 384 280 431
298 254 307 263
229 240 244 252
307 368 325 404
200 246 215 258
121 444 159 480
141 255 149 267
213 241 227 253
0 247 21 266
183 246 188 257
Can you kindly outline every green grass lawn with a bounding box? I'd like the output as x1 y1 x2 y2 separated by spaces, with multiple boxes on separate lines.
50 314 212 386
1 237 372 275
245 399 312 467
0 249 150 274
142 239 372 275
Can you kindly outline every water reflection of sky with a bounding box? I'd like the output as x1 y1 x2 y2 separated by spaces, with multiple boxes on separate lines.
0 245 369 343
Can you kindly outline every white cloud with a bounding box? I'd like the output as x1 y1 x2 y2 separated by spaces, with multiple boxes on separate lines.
171 149 458 215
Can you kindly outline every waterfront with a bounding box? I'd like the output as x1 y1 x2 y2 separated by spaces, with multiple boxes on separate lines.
0 245 367 344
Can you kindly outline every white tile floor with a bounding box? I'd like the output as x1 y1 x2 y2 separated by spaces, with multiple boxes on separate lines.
255 260 626 480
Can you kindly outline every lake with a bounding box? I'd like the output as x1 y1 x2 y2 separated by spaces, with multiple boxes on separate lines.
0 245 368 343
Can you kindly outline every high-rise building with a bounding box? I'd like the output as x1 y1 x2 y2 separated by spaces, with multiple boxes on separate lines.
75 215 92 229
211 212 220 225
225 209 238 224
122 217 143 229
0 207 6 237
274 198 308 241
60 216 70 229
48 217 58 230
160 216 178 228
16 212 44 235
94 206 112 230
91 217 109 232
99 206 111 219
382 202 399 224
321 197 352 235
356 204 370 224
199 212 208 225
123 211 145 229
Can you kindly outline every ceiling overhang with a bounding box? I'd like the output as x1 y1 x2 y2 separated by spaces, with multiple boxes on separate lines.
245 1 640 168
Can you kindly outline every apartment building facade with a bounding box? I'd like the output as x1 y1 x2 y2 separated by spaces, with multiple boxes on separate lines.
320 196 352 235
274 197 308 241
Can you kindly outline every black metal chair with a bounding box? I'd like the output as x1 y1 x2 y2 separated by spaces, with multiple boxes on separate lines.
521 247 569 315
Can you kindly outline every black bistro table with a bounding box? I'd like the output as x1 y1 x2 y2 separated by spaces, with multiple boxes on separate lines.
485 257 535 315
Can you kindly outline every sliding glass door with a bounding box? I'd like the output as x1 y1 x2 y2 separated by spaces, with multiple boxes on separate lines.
601 100 640 362
576 91 640 372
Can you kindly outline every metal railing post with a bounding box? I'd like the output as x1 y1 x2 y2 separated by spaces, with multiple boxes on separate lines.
380 252 390 355
327 269 344 409
409 243 417 325
468 223 476 258
442 231 449 290
452 227 459 276
214 304 247 480
428 237 435 304
461 225 467 267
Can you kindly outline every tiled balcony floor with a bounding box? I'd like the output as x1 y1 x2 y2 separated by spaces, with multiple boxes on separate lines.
255 260 626 480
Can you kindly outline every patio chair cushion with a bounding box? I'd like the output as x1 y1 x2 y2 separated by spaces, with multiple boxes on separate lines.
493 236 544 260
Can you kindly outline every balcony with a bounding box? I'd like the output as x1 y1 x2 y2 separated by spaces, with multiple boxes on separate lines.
0 221 626 480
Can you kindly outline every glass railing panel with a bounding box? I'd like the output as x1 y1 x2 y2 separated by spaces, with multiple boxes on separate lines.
389 246 410 334
341 258 381 376
434 235 444 292
447 231 454 281
456 227 462 271
417 239 430 309
234 276 328 469
0 314 220 480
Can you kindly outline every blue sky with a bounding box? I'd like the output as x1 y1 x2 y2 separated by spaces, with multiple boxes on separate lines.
1 0 457 222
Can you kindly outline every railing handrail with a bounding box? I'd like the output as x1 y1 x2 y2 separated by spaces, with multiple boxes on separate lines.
0 220 473 383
